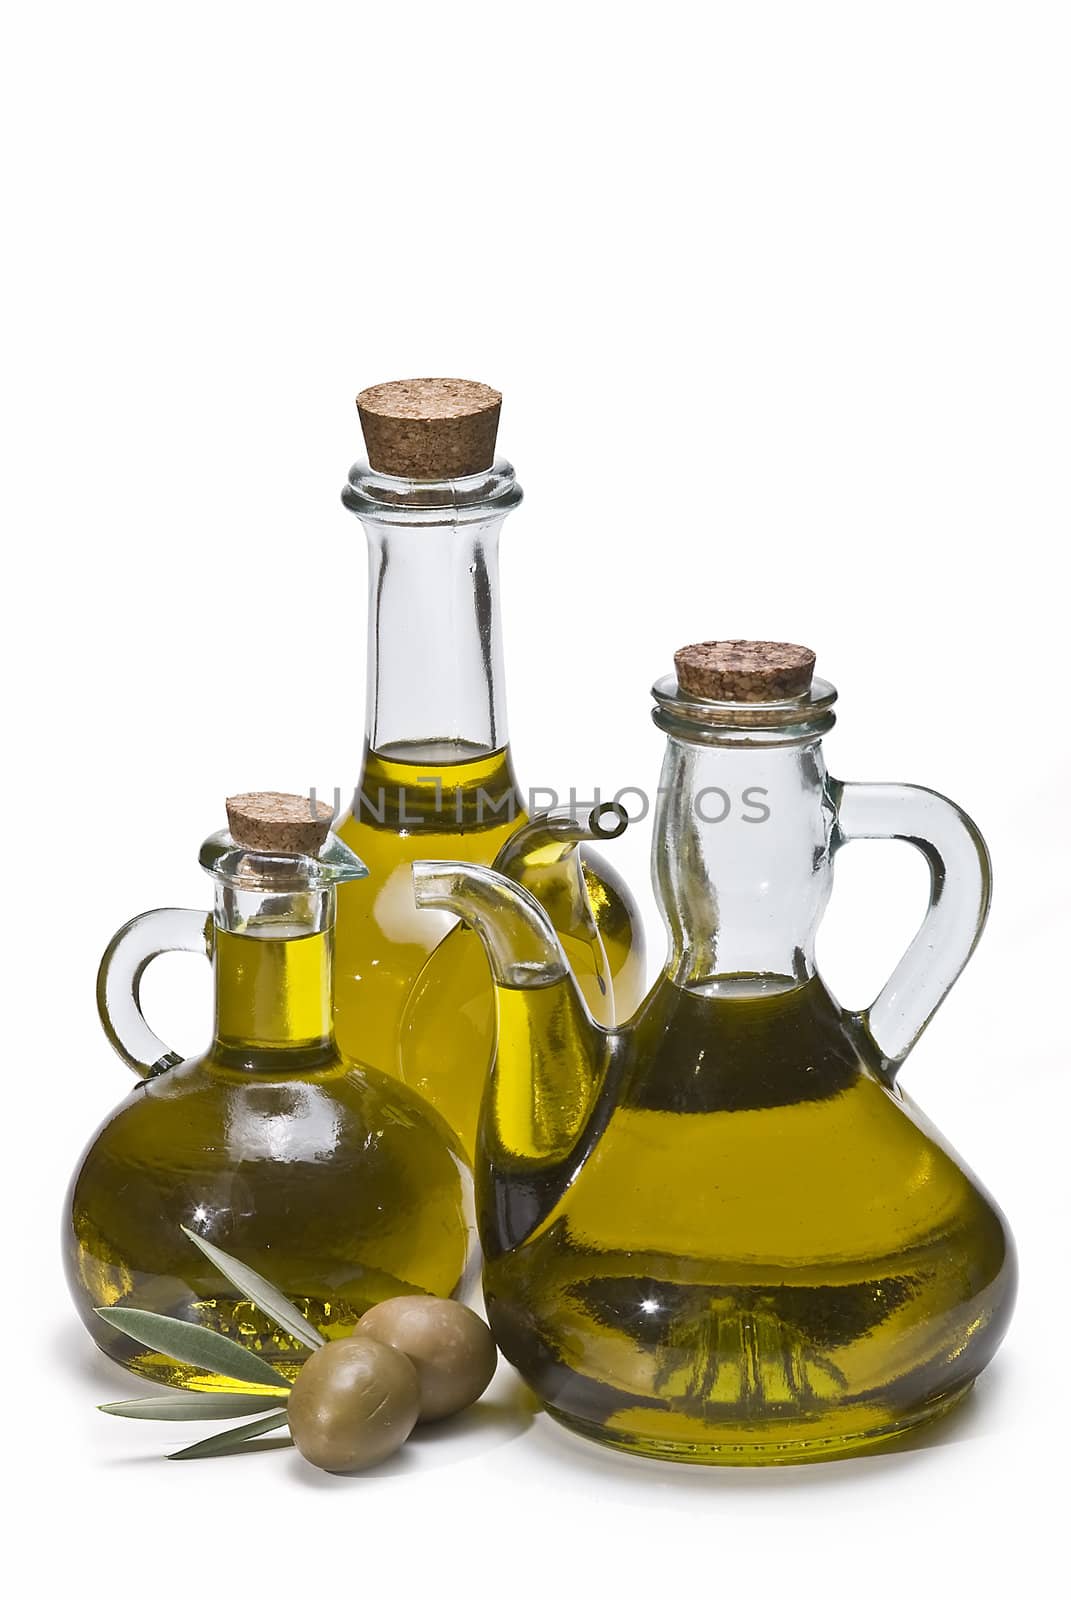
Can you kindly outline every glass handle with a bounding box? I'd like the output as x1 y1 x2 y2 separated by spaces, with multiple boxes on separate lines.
96 908 213 1078
831 782 992 1075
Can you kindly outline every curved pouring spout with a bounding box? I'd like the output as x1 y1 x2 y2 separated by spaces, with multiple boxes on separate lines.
411 859 578 991
412 807 625 1253
491 801 630 1014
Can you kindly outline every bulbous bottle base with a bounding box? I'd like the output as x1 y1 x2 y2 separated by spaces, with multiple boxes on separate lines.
480 978 1015 1464
65 1051 475 1390
545 1381 974 1466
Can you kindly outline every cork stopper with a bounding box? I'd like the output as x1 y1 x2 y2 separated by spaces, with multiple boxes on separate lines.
225 792 334 856
674 640 816 703
356 378 501 479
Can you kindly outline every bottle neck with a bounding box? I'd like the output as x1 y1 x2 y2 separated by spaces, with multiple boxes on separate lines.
652 735 835 991
360 510 510 761
211 883 337 1066
342 458 521 764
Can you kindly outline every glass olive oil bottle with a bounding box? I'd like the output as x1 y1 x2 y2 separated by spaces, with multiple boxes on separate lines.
413 642 1016 1463
65 794 473 1390
333 380 644 1155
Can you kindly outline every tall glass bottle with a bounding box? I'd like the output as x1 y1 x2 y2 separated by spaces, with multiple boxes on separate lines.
334 379 645 1154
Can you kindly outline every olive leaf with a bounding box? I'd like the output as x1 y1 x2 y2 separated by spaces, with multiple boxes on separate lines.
100 1393 282 1421
168 1410 291 1461
94 1308 291 1392
179 1226 324 1351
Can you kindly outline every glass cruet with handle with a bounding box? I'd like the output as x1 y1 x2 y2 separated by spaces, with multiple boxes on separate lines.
64 792 475 1390
410 641 1017 1464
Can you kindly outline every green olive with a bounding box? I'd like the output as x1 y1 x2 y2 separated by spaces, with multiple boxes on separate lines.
357 1296 498 1422
288 1335 420 1472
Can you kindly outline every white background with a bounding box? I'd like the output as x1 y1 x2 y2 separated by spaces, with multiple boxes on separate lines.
3 3 1069 1593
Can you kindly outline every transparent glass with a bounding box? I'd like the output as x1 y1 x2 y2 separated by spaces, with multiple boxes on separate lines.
411 672 1016 1463
333 457 645 1155
65 826 474 1390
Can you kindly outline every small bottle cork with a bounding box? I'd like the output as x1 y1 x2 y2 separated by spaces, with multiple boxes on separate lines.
356 378 502 479
225 793 334 856
674 640 816 703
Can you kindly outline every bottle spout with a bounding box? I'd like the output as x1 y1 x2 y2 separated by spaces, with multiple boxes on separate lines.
492 800 627 874
413 859 610 1254
411 862 576 995
487 800 632 1024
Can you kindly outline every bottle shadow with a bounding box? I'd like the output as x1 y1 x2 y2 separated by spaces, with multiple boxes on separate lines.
53 1320 154 1396
517 1363 1010 1495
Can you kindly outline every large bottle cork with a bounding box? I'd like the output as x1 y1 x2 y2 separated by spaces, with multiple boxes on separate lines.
225 793 334 856
674 640 816 703
356 378 502 479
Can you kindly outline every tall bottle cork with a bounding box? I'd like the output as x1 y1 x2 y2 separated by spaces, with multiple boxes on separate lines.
225 792 334 856
356 378 502 479
674 641 816 703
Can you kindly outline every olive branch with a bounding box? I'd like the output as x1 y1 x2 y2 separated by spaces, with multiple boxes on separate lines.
95 1228 323 1460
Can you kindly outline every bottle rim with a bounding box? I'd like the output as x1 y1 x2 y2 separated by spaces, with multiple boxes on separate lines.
342 456 523 526
198 828 368 891
651 673 838 746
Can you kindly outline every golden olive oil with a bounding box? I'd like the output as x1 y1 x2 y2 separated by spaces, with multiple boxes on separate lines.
481 974 1016 1463
214 923 331 1049
334 741 644 1154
